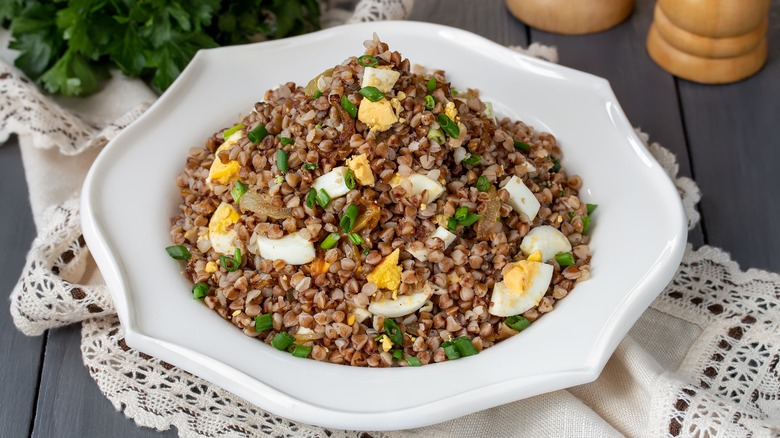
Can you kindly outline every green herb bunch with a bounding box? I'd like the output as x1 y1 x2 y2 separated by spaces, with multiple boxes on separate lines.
0 0 320 96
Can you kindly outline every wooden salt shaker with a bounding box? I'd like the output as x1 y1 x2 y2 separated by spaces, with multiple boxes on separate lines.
505 0 634 35
647 0 771 83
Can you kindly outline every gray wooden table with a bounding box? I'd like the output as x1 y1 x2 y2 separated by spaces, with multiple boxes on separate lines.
1 0 778 436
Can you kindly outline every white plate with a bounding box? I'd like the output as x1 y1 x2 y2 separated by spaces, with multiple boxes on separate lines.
81 21 687 430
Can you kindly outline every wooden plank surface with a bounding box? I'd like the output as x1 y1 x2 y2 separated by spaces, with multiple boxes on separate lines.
0 138 44 438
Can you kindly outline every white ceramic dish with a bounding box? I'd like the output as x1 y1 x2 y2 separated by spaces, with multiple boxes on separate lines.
81 21 687 430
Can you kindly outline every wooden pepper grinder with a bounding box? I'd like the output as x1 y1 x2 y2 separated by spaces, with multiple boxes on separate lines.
505 0 634 35
647 0 771 83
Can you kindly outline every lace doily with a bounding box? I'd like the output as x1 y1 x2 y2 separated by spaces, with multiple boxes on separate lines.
3 1 779 436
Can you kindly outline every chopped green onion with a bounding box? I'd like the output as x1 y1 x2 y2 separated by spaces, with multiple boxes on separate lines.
447 217 458 232
340 204 359 232
441 341 461 360
219 248 241 272
426 77 436 92
582 215 591 234
569 211 575 219
550 158 561 173
586 204 598 215
273 175 285 185
276 149 288 173
278 136 294 146
341 95 357 119
291 344 313 358
391 349 403 361
223 123 243 140
362 248 370 256
437 113 460 138
358 54 378 67
316 189 331 208
247 123 269 144
312 90 323 99
427 127 445 145
424 95 435 110
348 233 364 245
165 245 191 260
476 176 490 192
192 282 208 299
405 356 421 367
359 86 385 102
505 315 531 332
383 318 403 345
459 213 481 227
451 89 459 96
344 169 356 190
560 190 566 198
303 162 318 170
320 232 340 250
231 180 248 203
306 188 317 209
453 336 479 357
462 154 482 166
271 332 295 351
255 313 273 331
555 252 575 266
513 140 530 152
315 124 322 130
455 206 469 221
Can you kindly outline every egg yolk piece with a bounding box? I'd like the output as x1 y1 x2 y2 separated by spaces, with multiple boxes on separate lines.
366 248 402 292
358 99 398 132
488 260 553 317
208 130 243 185
208 202 240 255
346 153 375 186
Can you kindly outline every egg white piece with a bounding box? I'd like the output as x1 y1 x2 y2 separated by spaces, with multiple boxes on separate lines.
251 231 315 265
208 202 240 255
390 173 445 203
488 260 553 317
409 226 457 262
501 175 540 221
369 284 433 318
361 66 400 93
312 166 350 199
520 225 572 262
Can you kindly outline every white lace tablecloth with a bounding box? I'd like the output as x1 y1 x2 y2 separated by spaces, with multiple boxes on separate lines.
2 1 779 436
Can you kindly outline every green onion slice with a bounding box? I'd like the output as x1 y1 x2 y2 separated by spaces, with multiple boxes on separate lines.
550 158 561 173
405 356 421 367
255 313 273 331
291 344 313 358
582 215 591 234
223 123 243 140
303 162 318 170
348 233 364 245
358 54 378 67
306 188 317 209
359 86 385 102
276 149 288 173
391 349 403 361
426 77 436 92
344 169 356 190
340 95 357 119
446 217 458 232
231 180 248 203
437 113 460 138
278 136 294 146
424 95 435 110
247 123 269 144
383 318 404 345
165 245 191 260
555 252 575 266
451 89 459 96
271 332 295 351
316 189 331 208
320 232 341 250
427 127 445 145
476 176 490 192
362 248 370 256
441 341 461 360
453 336 479 357
455 206 468 221
340 204 359 232
462 153 482 166
192 282 208 299
219 248 242 272
586 203 598 215
505 315 531 332
459 213 481 227
312 90 323 99
513 140 530 152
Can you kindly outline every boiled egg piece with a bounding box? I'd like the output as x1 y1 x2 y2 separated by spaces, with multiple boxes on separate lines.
488 260 553 317
501 175 541 221
519 225 572 262
358 98 398 132
208 130 243 185
408 226 457 262
361 66 400 93
208 202 240 255
312 166 350 199
346 154 375 186
444 101 458 121
369 282 434 318
390 173 445 203
251 230 315 265
366 248 402 292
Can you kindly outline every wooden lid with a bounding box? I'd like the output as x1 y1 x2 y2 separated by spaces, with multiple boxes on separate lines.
505 0 634 35
647 24 768 84
657 0 771 38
